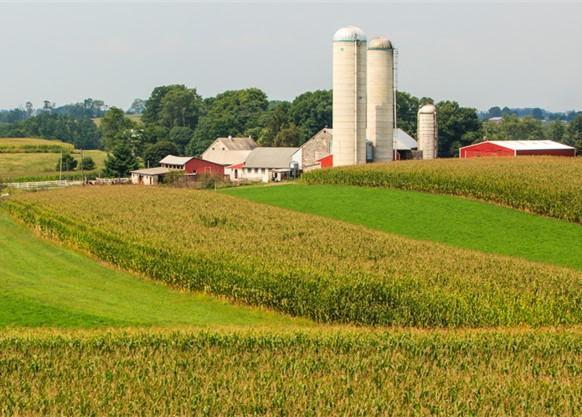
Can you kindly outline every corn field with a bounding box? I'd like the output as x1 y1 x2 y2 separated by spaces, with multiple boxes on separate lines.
4 187 581 327
302 157 582 223
0 328 580 416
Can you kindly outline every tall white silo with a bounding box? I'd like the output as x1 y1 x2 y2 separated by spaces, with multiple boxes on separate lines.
332 25 367 166
367 36 395 162
417 104 438 159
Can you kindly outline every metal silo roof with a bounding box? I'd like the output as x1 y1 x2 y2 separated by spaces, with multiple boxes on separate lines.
333 25 367 42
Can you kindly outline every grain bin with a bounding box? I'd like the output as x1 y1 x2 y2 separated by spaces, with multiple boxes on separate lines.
332 26 367 166
367 36 394 162
417 104 438 159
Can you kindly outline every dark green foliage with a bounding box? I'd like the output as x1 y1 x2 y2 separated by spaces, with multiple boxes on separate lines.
273 124 302 147
79 157 96 171
159 87 203 129
436 100 482 156
168 126 193 154
289 90 332 142
1 113 101 149
99 107 136 150
189 88 269 150
396 91 420 134
143 141 178 168
55 153 77 171
103 142 138 178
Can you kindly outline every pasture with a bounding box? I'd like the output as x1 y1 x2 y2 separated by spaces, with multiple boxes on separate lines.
225 184 582 270
0 137 106 181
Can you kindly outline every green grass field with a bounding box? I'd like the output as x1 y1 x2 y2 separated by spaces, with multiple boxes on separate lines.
224 184 582 270
0 213 308 328
0 149 106 181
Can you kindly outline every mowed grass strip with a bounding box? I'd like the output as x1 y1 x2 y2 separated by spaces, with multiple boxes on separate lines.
225 184 582 270
0 213 308 329
1 328 580 416
302 157 582 223
5 186 581 327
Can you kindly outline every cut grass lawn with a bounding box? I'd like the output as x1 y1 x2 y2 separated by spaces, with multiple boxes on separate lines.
0 213 309 329
0 150 106 181
225 184 582 271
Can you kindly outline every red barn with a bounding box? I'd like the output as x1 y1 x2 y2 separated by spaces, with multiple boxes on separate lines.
459 140 576 158
160 155 225 176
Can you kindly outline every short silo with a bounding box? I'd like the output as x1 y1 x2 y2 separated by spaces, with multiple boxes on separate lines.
417 104 438 159
332 25 367 166
367 36 394 162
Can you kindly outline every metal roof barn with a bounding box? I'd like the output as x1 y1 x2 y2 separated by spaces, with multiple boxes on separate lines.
459 140 576 158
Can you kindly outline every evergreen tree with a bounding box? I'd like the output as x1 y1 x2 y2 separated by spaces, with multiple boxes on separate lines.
103 142 138 178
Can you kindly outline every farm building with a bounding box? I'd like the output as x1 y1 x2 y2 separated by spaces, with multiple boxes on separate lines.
130 167 171 185
297 128 332 172
226 147 300 183
160 155 225 176
201 136 257 167
459 140 576 158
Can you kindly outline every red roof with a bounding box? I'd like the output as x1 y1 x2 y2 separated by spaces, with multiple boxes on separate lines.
228 162 245 169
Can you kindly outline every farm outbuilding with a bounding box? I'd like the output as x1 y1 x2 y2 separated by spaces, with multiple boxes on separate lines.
130 167 171 185
459 140 576 158
160 155 225 177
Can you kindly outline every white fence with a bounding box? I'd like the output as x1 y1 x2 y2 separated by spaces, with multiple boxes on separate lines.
6 180 84 191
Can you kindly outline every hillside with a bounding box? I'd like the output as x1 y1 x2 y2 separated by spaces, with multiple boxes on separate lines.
0 138 106 181
302 157 582 223
0 213 305 328
225 184 582 270
5 186 581 327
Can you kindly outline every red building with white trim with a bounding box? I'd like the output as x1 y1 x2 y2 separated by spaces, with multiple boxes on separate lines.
160 155 225 176
459 140 576 158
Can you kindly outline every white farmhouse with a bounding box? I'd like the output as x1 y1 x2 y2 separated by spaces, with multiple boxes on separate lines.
227 147 300 183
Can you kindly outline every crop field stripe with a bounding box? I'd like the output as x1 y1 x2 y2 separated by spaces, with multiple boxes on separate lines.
302 157 582 223
0 213 309 329
224 184 582 271
4 187 581 327
1 328 580 416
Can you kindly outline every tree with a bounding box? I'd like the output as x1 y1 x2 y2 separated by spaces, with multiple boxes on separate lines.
127 98 146 115
396 91 420 134
273 124 302 147
289 90 332 143
143 141 178 168
435 100 482 156
160 87 203 129
103 142 138 178
56 153 78 171
566 114 582 152
142 85 178 125
80 156 96 171
99 107 136 150
192 88 269 150
254 101 291 146
168 126 193 154
545 120 566 142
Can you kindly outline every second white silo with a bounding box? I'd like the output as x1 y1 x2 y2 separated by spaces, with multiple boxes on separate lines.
417 104 438 159
332 25 367 166
367 36 395 162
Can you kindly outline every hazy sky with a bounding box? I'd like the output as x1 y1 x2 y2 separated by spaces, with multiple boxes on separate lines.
0 1 581 111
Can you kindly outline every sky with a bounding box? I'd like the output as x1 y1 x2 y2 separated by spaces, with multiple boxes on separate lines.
0 1 581 112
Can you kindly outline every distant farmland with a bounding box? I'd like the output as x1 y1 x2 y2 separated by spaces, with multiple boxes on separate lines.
0 138 106 181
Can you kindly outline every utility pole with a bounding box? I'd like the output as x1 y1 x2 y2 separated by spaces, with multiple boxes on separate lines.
80 149 84 185
59 151 63 183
